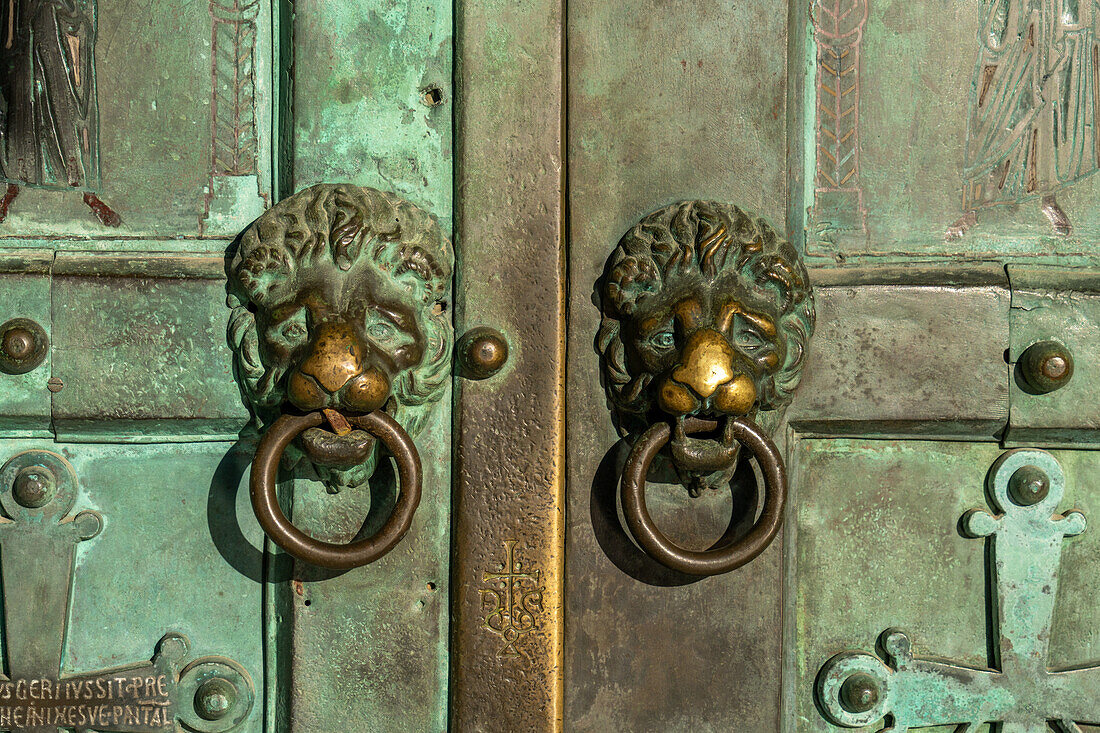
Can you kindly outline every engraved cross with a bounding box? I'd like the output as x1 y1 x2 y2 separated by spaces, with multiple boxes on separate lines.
481 540 544 657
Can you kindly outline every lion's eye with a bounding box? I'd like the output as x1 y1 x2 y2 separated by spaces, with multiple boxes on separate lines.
368 322 399 342
272 310 309 345
737 330 769 350
282 322 307 340
649 331 676 350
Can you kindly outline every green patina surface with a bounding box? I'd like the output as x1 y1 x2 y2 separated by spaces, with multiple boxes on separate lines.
0 0 273 243
0 440 265 730
790 440 1100 731
802 0 1100 265
0 0 454 729
277 2 453 729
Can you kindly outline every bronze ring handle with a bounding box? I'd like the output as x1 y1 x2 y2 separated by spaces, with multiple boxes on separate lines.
621 416 786 576
250 411 422 569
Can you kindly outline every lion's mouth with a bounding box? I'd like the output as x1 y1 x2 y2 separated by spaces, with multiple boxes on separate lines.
298 407 382 468
668 413 743 473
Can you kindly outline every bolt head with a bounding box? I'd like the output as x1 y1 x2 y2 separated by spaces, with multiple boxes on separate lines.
1019 340 1074 394
0 318 48 375
839 673 880 714
458 328 509 380
1041 354 1068 380
1009 465 1050 506
12 465 56 508
194 677 237 721
1 328 34 360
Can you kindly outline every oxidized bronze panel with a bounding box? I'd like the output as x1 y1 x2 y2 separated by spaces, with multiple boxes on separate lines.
450 0 566 729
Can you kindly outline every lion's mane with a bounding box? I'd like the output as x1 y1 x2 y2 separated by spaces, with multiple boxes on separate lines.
227 183 453 439
596 200 815 435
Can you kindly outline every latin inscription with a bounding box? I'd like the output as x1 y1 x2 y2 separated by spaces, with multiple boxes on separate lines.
0 673 173 731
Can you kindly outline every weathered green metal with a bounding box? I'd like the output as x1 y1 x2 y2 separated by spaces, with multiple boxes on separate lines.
816 449 1097 729
0 449 255 732
1007 268 1100 447
0 251 51 436
275 4 454 728
800 0 1100 265
788 266 1011 439
0 1 272 242
0 319 49 376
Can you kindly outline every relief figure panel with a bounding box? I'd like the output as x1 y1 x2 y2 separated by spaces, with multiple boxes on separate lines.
806 0 1100 260
0 0 272 242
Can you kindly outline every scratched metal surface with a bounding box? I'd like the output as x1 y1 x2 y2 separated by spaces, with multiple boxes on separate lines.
565 0 789 729
450 0 566 727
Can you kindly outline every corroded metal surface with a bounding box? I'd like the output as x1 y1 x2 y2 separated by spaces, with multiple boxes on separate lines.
50 253 247 441
788 266 1011 438
816 449 1098 729
0 449 256 732
0 251 51 435
1007 268 1100 446
0 318 48 376
0 1 272 239
276 3 453 730
450 0 565 727
798 0 1100 262
788 440 1100 729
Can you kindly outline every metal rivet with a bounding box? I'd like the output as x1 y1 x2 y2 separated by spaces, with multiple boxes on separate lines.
1008 465 1050 507
1018 340 1074 394
12 465 56 508
194 677 237 721
2 329 34 360
0 318 48 375
47 377 64 393
839 673 880 714
457 327 509 380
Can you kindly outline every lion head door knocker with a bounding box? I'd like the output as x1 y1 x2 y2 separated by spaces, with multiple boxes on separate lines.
597 200 815 576
228 184 453 569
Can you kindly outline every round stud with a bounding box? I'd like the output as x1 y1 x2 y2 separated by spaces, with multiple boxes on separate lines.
194 677 238 721
457 327 509 380
12 464 57 508
1019 340 1074 394
839 673 880 714
0 318 48 375
1008 464 1050 507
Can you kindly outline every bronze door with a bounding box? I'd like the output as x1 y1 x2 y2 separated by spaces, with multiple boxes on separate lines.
2 0 1100 731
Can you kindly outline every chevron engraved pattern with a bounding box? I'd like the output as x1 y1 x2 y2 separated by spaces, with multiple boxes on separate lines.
210 0 260 176
812 0 868 193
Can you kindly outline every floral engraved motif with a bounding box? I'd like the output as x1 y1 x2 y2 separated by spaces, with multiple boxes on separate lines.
811 0 869 233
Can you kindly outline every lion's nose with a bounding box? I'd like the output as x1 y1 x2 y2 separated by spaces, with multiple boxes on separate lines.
658 329 757 416
287 323 392 413
341 369 390 413
300 323 365 393
672 329 734 398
